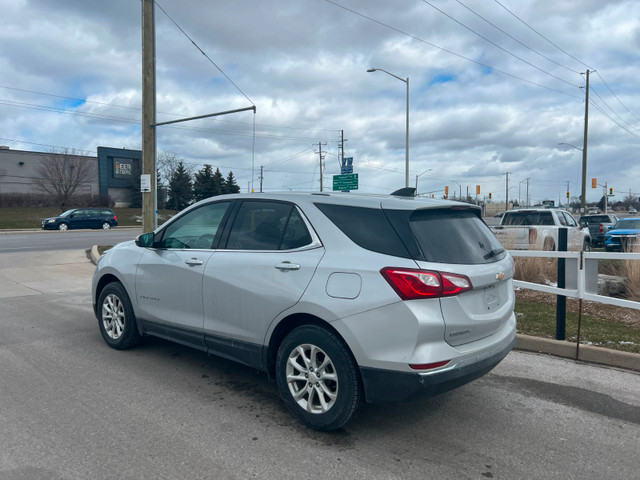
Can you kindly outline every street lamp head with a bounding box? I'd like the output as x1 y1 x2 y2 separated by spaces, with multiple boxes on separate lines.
367 68 376 73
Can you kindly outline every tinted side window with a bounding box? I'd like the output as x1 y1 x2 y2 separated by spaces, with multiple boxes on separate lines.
158 201 231 249
557 212 568 226
226 201 310 251
406 209 505 264
314 204 412 258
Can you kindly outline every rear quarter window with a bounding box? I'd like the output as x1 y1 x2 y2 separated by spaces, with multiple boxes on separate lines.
314 204 412 258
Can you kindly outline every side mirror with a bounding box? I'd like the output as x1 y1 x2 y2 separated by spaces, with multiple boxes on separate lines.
135 232 155 248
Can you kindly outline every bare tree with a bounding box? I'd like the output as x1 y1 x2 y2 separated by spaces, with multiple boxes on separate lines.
33 148 96 210
158 150 192 187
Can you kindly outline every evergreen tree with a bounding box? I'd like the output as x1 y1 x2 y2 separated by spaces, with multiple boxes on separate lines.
224 171 240 194
168 161 193 211
211 168 225 196
193 164 216 201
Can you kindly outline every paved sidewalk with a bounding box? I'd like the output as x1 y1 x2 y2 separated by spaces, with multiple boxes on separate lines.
0 249 95 298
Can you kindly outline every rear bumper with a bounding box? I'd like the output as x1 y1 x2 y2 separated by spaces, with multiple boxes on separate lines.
359 335 515 403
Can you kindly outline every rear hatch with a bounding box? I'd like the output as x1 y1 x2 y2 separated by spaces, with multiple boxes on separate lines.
384 205 514 347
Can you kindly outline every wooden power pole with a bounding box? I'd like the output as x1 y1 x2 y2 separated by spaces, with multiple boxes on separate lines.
142 0 157 232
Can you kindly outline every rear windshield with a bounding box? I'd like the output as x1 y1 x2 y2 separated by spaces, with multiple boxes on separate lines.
400 209 506 264
582 215 612 224
315 204 505 264
501 210 554 226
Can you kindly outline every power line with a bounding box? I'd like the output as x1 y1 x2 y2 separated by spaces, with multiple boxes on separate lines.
322 0 582 99
590 87 640 134
491 0 594 70
154 1 254 106
419 0 580 87
453 0 581 75
594 71 640 124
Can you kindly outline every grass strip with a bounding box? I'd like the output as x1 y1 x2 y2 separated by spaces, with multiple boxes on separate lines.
515 299 640 354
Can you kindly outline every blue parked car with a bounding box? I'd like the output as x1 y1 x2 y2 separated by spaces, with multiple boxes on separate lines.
604 218 640 251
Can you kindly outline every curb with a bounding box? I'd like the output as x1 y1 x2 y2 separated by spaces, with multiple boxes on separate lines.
516 334 640 372
90 245 102 266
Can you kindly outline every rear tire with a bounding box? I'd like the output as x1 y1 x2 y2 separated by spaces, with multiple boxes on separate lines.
97 282 141 350
275 325 361 431
102 222 111 230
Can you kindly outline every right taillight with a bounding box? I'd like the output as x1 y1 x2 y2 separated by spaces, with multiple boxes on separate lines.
599 224 603 233
380 267 472 300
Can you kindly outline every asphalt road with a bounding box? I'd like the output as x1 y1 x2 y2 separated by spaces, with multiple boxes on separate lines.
0 228 140 253
1 250 639 480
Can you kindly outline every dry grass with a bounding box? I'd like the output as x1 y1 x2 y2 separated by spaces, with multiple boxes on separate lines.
623 243 640 301
513 257 557 284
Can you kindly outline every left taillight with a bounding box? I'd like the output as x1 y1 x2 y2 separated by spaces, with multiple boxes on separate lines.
113 215 118 221
380 267 472 300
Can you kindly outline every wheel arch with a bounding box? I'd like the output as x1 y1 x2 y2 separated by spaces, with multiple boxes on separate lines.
265 313 357 378
94 274 144 335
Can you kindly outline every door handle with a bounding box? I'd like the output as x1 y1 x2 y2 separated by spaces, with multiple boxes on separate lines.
275 261 300 271
185 258 204 266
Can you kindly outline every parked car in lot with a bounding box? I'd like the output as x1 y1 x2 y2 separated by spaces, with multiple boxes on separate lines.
604 218 640 251
92 192 516 430
42 208 118 231
490 208 590 251
629 208 637 215
579 214 619 247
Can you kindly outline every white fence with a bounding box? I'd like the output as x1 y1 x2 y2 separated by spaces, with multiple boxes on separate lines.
510 250 640 310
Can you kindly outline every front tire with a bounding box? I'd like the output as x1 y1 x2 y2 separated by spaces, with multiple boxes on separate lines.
97 282 141 350
58 223 68 231
583 239 591 252
275 325 361 431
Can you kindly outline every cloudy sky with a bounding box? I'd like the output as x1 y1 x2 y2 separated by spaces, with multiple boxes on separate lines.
1 0 639 205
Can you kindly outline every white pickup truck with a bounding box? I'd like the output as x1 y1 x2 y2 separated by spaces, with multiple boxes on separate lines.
490 208 591 251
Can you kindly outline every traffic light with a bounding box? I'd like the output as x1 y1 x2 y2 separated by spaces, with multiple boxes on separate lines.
566 191 570 199
488 193 492 199
591 178 597 188
444 186 449 197
476 185 481 195
609 187 614 195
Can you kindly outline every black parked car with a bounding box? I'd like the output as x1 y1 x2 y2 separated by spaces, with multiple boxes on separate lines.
42 208 118 231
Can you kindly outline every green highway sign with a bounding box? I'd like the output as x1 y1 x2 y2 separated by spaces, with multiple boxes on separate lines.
333 173 358 191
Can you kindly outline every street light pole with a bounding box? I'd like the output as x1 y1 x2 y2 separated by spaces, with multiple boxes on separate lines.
415 168 431 194
368 67 410 187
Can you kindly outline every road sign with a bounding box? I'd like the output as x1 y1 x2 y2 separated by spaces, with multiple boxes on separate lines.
333 173 358 191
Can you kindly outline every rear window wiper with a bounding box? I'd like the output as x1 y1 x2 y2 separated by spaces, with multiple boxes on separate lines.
483 248 505 260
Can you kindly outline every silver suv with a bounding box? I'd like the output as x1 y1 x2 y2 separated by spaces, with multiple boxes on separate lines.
92 192 516 430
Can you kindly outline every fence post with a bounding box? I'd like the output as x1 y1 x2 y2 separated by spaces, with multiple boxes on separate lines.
556 228 567 340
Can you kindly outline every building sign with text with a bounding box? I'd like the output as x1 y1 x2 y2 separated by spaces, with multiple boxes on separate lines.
113 158 133 178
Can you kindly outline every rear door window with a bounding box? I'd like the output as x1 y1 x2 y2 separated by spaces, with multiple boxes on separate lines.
225 201 313 251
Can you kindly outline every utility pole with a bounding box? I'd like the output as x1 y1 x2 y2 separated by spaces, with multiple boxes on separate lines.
604 182 608 214
316 142 326 192
580 69 590 215
142 0 156 232
259 165 263 193
566 180 571 209
526 177 530 208
505 172 510 212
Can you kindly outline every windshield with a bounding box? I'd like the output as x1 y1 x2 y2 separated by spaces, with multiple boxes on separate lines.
613 220 640 230
59 209 75 217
